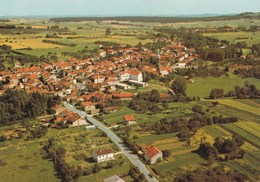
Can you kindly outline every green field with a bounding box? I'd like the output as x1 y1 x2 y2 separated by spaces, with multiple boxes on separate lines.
200 100 260 123
223 123 260 148
204 31 260 47
217 99 260 116
0 125 132 182
0 141 58 182
102 101 194 127
1 19 154 60
186 76 260 98
153 153 206 182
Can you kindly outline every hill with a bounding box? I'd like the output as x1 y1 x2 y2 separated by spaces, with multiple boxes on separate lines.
50 12 260 23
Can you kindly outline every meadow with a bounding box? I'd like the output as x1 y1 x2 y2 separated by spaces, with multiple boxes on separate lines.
186 76 260 98
204 31 260 47
0 125 132 182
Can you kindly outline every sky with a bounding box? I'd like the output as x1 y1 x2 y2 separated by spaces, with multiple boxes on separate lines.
0 0 260 17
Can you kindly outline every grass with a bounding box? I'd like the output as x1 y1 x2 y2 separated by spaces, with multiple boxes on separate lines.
153 152 206 182
216 99 260 116
134 133 178 145
227 160 259 182
102 101 194 127
202 124 231 138
234 121 260 138
204 31 260 47
0 142 58 182
236 99 260 108
199 101 260 123
222 123 260 148
78 155 132 182
0 125 124 182
186 76 260 98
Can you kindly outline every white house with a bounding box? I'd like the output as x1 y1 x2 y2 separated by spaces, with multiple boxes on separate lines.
119 70 143 82
123 115 136 125
172 62 187 69
92 74 105 84
67 114 88 127
92 149 114 163
143 145 163 164
82 102 96 112
129 71 143 82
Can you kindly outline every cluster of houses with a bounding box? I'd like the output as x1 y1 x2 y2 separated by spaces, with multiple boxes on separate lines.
0 42 198 127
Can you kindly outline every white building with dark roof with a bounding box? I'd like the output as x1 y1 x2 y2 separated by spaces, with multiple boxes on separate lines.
92 148 114 163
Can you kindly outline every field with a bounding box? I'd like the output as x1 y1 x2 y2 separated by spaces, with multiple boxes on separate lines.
186 76 260 98
216 99 260 116
0 19 154 60
204 31 260 47
0 125 132 182
0 141 58 182
102 102 194 127
1 16 260 181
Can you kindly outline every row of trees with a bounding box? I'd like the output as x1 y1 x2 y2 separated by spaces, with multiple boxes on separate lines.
176 65 227 78
0 89 61 125
148 107 237 139
128 167 146 182
209 82 260 99
234 67 260 79
174 165 248 182
43 139 84 182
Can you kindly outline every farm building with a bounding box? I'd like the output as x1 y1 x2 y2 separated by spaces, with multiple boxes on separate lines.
143 145 163 164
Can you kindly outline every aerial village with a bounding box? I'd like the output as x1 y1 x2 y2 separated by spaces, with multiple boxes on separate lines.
0 41 198 178
0 41 198 120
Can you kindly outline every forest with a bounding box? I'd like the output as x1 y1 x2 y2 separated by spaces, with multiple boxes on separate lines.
0 89 61 125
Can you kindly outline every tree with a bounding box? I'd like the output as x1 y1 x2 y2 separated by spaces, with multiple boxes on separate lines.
212 101 219 107
92 164 100 173
105 27 111 36
209 88 224 99
187 119 201 133
162 100 169 109
162 150 171 159
150 89 161 102
220 139 238 154
232 134 244 147
192 104 203 113
0 82 3 90
107 161 115 169
172 77 187 96
197 142 218 161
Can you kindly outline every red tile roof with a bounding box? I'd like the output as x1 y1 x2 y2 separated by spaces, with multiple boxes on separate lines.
144 145 161 159
123 115 135 122
113 93 134 98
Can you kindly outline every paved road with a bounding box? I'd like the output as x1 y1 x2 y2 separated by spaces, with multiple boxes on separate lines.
63 102 159 182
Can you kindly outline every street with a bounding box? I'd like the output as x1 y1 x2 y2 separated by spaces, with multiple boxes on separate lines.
63 102 159 182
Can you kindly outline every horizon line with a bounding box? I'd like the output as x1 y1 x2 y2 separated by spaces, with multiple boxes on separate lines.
1 11 259 19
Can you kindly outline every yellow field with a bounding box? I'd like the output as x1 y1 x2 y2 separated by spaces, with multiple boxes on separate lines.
0 35 65 49
217 99 260 116
234 121 260 138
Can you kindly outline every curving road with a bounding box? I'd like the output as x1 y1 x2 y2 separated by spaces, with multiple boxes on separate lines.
63 102 159 182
